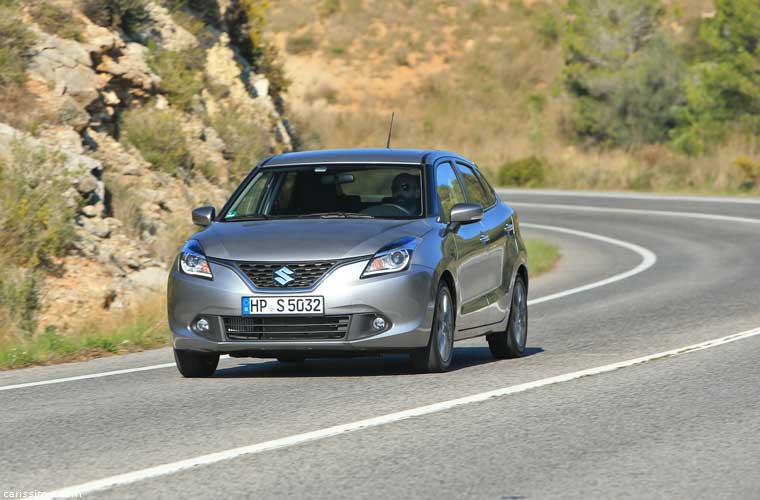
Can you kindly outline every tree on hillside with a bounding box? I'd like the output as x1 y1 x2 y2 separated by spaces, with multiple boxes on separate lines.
671 0 760 154
563 0 684 147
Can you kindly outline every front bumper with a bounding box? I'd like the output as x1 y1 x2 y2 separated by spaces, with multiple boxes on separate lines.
167 259 436 354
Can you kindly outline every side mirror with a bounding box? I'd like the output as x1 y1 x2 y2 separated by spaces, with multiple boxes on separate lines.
192 206 216 227
450 203 484 224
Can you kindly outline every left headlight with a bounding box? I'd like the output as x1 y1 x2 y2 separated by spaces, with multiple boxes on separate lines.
179 239 213 279
362 237 420 278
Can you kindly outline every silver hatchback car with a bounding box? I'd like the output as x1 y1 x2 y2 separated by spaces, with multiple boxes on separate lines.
168 149 528 376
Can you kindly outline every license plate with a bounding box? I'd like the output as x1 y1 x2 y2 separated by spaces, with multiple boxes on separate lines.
242 296 325 316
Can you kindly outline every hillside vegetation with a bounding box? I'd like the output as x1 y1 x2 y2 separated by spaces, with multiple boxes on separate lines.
0 0 293 367
268 0 760 194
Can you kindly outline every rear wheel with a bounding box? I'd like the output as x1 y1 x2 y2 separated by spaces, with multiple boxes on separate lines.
174 349 219 378
488 275 528 359
411 281 455 373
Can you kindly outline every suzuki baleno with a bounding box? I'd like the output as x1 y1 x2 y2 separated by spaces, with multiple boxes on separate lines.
168 149 528 376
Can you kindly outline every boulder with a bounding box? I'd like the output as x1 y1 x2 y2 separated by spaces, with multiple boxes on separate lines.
135 3 199 52
28 34 101 106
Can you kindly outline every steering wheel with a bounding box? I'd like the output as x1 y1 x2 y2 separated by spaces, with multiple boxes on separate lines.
383 203 411 215
361 203 411 217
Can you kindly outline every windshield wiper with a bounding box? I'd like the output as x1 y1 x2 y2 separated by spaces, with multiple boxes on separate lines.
297 212 375 219
224 214 271 221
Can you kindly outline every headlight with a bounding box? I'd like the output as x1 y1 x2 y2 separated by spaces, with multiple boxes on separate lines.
179 240 213 279
361 237 420 278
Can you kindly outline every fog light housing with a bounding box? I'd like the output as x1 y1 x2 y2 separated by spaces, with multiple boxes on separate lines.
372 317 386 331
195 318 210 333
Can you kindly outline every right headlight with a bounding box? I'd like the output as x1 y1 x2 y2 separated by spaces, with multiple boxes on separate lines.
361 237 420 278
179 239 213 279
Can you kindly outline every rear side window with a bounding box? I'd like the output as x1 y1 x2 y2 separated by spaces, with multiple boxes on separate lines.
474 169 497 206
456 163 490 207
435 162 466 221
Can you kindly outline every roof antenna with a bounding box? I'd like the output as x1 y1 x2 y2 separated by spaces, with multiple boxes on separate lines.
386 112 395 149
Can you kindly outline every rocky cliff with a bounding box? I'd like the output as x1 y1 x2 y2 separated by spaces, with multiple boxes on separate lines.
0 0 292 335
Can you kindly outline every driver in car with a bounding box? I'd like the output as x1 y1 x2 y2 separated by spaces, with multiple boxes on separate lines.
391 173 422 215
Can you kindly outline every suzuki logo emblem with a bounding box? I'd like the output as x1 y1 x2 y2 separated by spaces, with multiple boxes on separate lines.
273 266 295 286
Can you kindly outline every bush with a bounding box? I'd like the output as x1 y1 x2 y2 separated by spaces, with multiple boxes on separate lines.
734 156 760 190
147 46 205 111
0 266 40 336
0 142 76 268
0 1 34 87
28 1 84 41
121 107 192 176
256 42 290 96
210 107 271 179
81 0 147 32
532 8 560 47
497 156 547 187
286 34 316 54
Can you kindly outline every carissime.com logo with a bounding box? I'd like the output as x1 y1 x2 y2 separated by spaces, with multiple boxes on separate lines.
3 492 81 498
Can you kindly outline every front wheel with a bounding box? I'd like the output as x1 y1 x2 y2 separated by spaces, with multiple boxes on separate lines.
174 349 219 378
488 275 528 359
411 281 455 373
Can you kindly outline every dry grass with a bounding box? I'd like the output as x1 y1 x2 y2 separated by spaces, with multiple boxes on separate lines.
0 296 169 369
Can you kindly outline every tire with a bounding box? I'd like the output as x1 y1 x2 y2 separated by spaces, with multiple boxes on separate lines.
488 275 528 359
277 354 306 363
411 281 455 373
174 349 220 378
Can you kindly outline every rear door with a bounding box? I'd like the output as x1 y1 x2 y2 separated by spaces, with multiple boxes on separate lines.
434 160 491 332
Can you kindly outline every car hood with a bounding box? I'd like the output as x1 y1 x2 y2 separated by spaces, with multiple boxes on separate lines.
195 218 436 261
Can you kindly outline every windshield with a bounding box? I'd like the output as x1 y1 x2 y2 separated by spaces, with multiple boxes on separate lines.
223 164 424 220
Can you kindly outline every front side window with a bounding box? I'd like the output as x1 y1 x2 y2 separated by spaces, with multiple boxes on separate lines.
223 165 423 220
456 163 490 207
435 162 466 221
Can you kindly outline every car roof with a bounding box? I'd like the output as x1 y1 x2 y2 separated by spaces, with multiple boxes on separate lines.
261 148 472 167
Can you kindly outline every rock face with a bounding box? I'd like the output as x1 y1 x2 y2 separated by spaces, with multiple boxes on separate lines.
6 1 296 332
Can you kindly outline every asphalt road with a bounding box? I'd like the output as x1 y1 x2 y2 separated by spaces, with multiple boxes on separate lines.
2 191 759 499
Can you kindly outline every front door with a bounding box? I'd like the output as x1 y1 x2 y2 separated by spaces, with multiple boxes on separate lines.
435 161 491 332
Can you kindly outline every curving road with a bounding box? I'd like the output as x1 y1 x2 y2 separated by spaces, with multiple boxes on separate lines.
2 191 760 499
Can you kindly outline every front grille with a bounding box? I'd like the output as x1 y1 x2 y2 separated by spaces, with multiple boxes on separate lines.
223 315 351 341
237 261 337 289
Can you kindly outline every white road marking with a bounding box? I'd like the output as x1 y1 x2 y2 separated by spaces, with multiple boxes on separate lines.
511 202 760 225
39 325 760 499
0 223 655 393
522 223 657 305
0 355 229 392
499 188 760 205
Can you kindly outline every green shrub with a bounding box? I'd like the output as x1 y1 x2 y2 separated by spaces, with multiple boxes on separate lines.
160 0 186 12
670 0 760 154
286 34 316 54
0 266 40 336
734 156 760 190
210 107 271 179
81 0 147 32
147 46 205 111
256 42 290 96
563 0 684 147
0 1 34 87
0 142 76 268
121 107 192 176
497 156 547 187
319 0 340 17
29 1 84 41
532 8 559 47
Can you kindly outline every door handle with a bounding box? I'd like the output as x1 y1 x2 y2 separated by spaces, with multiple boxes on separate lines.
504 223 514 235
479 234 490 244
